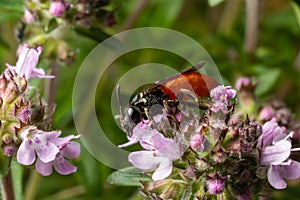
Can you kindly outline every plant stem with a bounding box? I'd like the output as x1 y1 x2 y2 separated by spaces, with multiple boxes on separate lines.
1 170 15 200
24 171 41 200
244 0 259 60
46 60 58 107
218 0 241 35
122 0 150 30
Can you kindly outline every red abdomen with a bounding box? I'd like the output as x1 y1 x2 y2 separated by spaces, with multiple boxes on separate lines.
158 72 219 100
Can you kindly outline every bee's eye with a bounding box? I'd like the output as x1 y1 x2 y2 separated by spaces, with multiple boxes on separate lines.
128 106 142 124
127 107 134 117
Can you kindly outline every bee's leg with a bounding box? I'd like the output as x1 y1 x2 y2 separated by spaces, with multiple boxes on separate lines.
163 99 180 130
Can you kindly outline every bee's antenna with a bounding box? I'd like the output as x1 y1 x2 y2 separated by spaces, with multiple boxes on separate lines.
116 85 123 114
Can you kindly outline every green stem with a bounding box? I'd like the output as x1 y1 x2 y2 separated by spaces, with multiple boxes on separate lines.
1 169 15 200
24 170 41 200
122 0 150 30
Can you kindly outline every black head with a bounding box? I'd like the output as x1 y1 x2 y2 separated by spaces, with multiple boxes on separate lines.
117 85 145 135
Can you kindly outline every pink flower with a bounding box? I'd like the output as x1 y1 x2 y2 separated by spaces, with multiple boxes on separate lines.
118 121 158 148
259 119 300 189
210 85 236 113
235 77 251 91
259 106 275 121
207 179 225 194
49 1 70 17
17 126 80 176
128 133 182 181
35 141 80 176
190 132 204 152
23 8 36 23
6 44 54 80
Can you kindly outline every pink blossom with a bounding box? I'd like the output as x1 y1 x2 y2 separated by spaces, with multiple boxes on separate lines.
17 126 80 176
259 119 300 189
235 77 251 91
128 133 182 181
6 45 54 80
23 8 36 23
210 85 236 113
35 141 80 176
207 179 225 194
49 1 70 17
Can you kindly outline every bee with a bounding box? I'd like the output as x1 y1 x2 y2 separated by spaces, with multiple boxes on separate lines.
117 63 219 135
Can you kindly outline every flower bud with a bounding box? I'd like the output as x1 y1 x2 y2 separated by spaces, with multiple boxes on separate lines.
207 179 225 194
143 179 188 199
49 1 70 17
190 133 204 152
23 8 36 24
2 133 13 144
3 145 16 157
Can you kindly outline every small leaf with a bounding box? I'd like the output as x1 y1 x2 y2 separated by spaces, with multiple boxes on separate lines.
208 0 225 7
107 167 151 186
253 66 281 96
290 1 300 28
45 18 59 33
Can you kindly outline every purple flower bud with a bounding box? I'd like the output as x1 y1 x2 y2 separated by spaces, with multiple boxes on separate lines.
49 1 70 17
4 145 16 157
23 8 36 24
207 179 225 194
2 134 13 144
235 77 251 91
259 106 275 121
190 133 204 152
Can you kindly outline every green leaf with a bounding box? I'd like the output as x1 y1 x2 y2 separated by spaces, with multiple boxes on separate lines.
149 0 184 27
0 0 24 12
290 1 300 28
208 0 225 7
107 167 151 186
253 66 281 96
123 0 184 28
45 18 59 33
11 161 23 200
74 26 111 43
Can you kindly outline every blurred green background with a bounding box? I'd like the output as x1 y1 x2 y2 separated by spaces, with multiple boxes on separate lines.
1 0 300 199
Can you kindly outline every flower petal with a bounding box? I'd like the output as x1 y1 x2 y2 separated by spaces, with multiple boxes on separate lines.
260 140 291 166
128 151 159 170
17 141 36 165
279 160 300 180
36 143 59 163
53 154 77 175
61 142 81 158
35 158 53 176
267 165 287 189
259 119 282 147
152 159 173 181
44 130 62 140
51 134 76 146
32 68 55 79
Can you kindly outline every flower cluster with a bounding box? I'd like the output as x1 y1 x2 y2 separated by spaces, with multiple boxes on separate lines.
0 45 80 176
118 81 300 199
